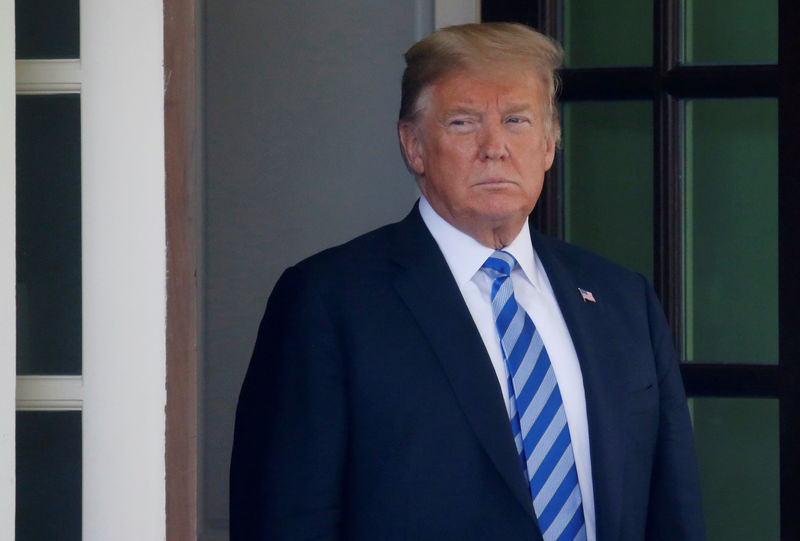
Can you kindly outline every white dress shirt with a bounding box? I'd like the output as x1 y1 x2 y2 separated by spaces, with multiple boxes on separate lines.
419 196 596 540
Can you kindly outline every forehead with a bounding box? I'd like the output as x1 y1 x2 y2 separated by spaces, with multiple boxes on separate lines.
425 66 545 112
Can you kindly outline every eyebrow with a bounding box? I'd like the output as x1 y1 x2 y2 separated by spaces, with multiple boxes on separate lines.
501 102 536 115
440 107 482 119
439 102 537 120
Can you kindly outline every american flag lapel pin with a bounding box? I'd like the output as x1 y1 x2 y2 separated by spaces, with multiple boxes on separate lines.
578 287 596 303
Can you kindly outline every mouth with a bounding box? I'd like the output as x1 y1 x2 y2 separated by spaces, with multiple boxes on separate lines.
474 177 516 187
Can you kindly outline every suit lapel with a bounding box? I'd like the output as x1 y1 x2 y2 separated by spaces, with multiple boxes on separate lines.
532 231 625 541
388 207 539 526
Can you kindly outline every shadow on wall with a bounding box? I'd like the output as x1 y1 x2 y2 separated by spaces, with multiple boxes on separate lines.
200 0 430 537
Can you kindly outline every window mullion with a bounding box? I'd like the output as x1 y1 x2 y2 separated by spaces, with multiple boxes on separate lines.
778 0 800 537
653 0 683 349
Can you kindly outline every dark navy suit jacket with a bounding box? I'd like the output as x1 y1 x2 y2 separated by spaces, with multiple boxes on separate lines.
230 204 705 540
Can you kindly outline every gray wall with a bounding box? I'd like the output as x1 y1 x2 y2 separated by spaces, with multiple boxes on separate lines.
201 1 430 537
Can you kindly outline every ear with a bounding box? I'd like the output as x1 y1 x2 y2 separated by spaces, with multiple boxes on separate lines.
543 136 556 171
398 121 426 176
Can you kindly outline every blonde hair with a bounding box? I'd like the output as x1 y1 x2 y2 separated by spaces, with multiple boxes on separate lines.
399 23 563 145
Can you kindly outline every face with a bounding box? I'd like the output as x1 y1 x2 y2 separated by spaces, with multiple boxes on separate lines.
399 67 556 247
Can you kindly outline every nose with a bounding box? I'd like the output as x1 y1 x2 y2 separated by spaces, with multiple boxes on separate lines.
479 122 509 161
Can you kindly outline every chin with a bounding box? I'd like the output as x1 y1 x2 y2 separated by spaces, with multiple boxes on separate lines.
471 195 534 222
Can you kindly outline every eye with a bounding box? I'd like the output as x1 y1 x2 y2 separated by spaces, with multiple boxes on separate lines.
506 116 531 125
446 117 477 132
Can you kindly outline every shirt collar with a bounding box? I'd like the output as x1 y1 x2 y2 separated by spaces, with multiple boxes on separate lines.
418 195 541 289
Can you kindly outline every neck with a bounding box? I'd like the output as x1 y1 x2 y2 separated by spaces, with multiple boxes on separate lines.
469 223 524 250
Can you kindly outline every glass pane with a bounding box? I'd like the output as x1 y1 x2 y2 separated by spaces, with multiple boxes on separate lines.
683 0 777 65
15 0 80 59
690 398 778 541
683 99 777 364
16 411 82 541
563 0 652 67
16 94 82 375
563 101 653 281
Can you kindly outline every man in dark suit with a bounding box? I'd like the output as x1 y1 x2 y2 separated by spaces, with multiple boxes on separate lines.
230 23 705 540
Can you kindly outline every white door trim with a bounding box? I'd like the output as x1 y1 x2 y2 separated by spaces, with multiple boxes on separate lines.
5 1 168 539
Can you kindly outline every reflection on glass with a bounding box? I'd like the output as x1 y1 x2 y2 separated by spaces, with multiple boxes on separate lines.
16 411 82 541
563 0 652 67
563 101 653 281
683 0 777 65
15 0 80 59
16 94 82 375
683 99 777 364
689 398 778 540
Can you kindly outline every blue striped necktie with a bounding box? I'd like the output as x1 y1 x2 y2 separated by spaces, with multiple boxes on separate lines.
481 250 586 541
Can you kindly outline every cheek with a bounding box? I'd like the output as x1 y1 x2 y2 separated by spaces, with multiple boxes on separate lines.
520 138 552 169
433 141 475 170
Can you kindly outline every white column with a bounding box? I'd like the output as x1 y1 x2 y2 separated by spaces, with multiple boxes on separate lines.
0 0 17 538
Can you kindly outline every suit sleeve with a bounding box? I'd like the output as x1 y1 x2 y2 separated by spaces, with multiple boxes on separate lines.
230 265 347 540
643 278 706 540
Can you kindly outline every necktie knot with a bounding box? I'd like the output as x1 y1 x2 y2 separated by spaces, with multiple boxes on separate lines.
482 250 518 302
482 249 518 279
